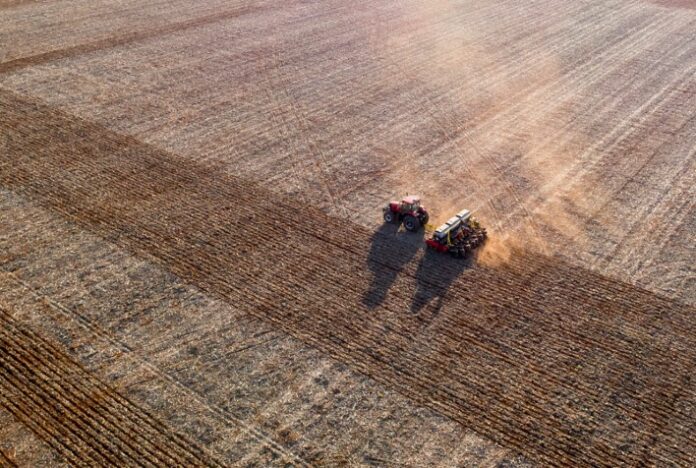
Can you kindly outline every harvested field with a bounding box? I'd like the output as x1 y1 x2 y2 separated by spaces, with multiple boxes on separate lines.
1 0 695 466
2 0 694 303
2 90 695 465
0 190 517 467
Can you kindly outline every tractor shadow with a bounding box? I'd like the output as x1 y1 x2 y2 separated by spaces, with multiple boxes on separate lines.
410 247 474 316
362 222 423 309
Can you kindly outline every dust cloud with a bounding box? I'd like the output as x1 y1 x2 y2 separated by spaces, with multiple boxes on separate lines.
364 1 597 266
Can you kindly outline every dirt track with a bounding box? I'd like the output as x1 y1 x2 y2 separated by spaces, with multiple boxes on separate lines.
2 90 694 466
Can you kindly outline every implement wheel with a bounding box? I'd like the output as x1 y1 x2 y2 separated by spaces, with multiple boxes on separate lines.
450 246 467 258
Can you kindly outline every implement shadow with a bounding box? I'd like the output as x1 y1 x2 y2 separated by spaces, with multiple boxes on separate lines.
411 248 474 316
362 223 423 309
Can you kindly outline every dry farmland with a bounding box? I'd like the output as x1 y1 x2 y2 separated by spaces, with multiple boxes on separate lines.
1 0 695 467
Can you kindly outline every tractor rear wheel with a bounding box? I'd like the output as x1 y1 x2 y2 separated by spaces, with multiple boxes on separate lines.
403 215 420 232
383 211 396 223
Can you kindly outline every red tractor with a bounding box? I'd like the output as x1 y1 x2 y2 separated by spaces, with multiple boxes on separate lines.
425 209 487 257
383 195 430 232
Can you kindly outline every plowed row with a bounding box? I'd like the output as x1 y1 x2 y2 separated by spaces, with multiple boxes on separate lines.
1 89 695 466
0 449 18 468
0 3 268 75
0 305 222 466
0 269 313 467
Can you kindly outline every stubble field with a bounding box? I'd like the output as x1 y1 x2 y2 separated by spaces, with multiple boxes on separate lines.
1 0 695 466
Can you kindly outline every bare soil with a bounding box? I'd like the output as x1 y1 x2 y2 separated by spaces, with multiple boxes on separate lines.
651 1 696 9
2 90 695 466
2 0 693 304
1 0 695 466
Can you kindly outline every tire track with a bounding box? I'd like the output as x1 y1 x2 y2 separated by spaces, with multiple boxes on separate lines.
483 15 694 184
585 112 696 269
452 9 685 227
544 58 695 192
1 89 695 466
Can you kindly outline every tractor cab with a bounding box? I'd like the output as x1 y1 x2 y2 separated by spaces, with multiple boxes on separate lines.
398 195 421 213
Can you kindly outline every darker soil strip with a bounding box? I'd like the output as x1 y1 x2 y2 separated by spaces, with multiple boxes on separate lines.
0 0 42 8
0 306 224 467
0 4 267 75
0 449 18 468
1 89 695 467
0 0 37 9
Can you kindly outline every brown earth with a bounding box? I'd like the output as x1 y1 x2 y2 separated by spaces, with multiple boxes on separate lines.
0 307 221 466
2 0 693 304
2 90 695 466
650 1 696 9
1 0 695 466
0 191 519 468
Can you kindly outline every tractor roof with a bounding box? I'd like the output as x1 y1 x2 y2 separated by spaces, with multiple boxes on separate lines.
402 195 420 204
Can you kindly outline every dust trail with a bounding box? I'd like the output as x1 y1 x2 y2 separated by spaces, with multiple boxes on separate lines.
365 0 576 260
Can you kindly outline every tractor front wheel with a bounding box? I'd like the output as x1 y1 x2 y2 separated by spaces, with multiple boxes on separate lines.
420 212 429 227
383 211 396 223
403 215 420 232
